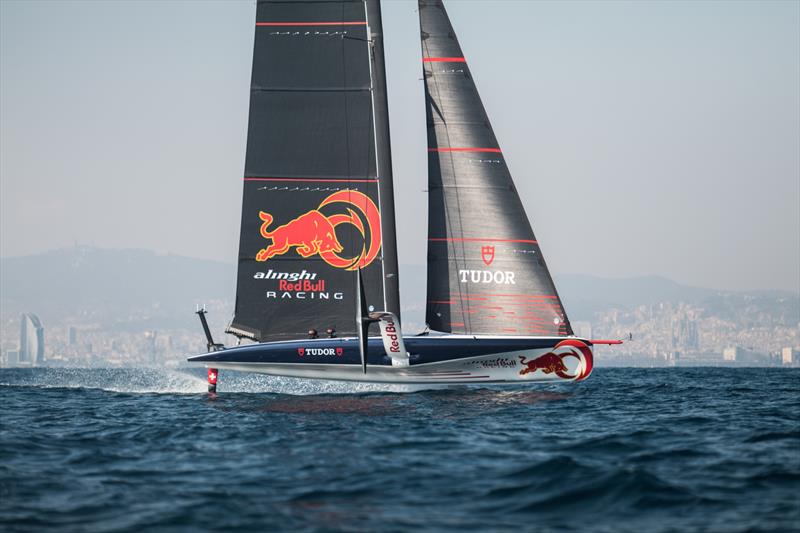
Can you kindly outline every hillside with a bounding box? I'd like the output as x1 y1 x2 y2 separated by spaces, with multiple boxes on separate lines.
1 247 797 329
0 246 233 329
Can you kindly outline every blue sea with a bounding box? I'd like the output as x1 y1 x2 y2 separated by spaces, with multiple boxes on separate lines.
1 368 798 532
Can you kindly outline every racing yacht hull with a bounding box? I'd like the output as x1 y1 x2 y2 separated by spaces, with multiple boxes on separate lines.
189 335 593 385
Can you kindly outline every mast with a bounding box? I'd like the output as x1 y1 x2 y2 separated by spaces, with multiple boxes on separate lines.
418 0 572 337
365 0 400 318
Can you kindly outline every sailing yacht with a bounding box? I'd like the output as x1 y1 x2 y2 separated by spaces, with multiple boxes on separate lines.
189 0 619 389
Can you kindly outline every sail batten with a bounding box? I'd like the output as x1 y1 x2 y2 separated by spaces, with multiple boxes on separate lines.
419 0 572 337
230 0 399 342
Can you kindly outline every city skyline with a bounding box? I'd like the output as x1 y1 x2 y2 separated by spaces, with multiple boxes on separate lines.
2 247 797 368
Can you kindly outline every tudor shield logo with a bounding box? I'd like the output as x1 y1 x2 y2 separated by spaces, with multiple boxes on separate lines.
481 245 495 266
256 190 381 271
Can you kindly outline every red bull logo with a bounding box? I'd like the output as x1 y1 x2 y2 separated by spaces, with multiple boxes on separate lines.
518 339 593 380
256 190 381 270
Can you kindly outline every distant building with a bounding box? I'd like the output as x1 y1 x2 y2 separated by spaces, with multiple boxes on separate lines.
723 346 768 364
672 352 723 366
68 326 77 346
572 321 593 340
4 349 19 367
722 347 736 361
19 313 45 366
671 316 699 351
782 347 799 365
144 330 157 365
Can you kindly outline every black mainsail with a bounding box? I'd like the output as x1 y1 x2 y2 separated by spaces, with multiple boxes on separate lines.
229 0 400 342
419 0 572 337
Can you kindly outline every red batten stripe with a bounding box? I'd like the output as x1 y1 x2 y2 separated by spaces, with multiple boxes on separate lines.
423 57 466 62
479 293 557 299
244 178 377 183
590 339 624 345
428 147 502 153
256 21 367 26
472 300 548 306
428 237 537 244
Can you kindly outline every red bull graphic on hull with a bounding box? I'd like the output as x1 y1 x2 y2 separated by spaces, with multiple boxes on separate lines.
518 339 593 381
256 190 381 271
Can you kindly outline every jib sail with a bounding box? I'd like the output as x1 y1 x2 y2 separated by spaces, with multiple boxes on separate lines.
419 0 571 336
229 0 400 342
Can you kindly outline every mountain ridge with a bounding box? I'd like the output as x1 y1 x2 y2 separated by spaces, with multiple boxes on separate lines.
1 247 797 326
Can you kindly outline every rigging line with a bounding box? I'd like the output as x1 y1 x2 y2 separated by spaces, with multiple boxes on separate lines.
256 22 368 27
365 0 388 312
424 25 470 333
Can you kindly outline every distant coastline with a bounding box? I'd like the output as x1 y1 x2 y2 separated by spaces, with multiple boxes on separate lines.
1 246 798 368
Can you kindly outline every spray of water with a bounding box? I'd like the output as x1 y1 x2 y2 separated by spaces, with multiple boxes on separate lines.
0 368 436 395
219 372 426 394
0 368 209 394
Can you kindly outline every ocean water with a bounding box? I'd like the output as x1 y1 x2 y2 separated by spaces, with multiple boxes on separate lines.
0 368 798 532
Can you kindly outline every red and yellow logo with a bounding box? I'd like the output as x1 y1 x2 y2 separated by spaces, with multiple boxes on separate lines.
256 190 381 271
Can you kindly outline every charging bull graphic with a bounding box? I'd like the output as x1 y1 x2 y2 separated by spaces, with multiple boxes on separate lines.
256 190 382 270
257 210 341 260
518 339 593 381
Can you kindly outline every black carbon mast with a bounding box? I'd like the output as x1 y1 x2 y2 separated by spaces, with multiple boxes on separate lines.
365 0 400 318
419 0 572 337
228 0 400 342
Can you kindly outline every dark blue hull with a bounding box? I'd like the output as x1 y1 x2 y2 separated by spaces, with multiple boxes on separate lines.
188 335 595 384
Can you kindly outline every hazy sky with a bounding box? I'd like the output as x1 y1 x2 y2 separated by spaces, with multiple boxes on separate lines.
1 0 798 292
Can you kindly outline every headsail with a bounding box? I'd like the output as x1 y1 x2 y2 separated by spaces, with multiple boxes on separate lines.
230 0 400 342
419 0 572 336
